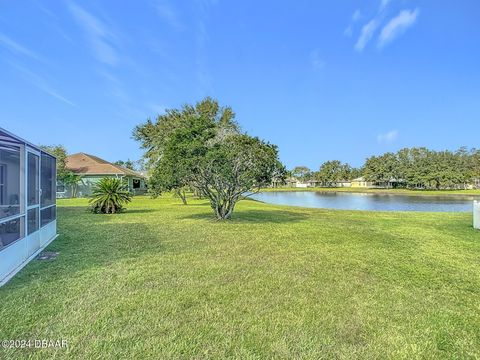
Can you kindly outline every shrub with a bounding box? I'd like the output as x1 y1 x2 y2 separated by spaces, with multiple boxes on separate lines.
89 178 132 214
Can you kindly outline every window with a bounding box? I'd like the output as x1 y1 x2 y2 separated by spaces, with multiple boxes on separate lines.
56 181 66 193
41 206 56 227
0 217 24 248
27 208 39 235
41 153 56 208
0 143 21 220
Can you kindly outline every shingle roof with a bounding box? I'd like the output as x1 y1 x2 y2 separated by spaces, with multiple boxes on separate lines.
65 153 145 177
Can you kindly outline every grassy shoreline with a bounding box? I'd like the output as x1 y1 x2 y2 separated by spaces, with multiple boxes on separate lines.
0 196 479 358
264 187 480 197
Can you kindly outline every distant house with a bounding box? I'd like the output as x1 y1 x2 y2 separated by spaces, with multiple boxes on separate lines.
351 177 374 188
283 177 309 188
474 178 480 189
295 181 309 188
373 178 406 189
284 179 353 188
57 153 147 198
306 179 321 187
336 180 352 187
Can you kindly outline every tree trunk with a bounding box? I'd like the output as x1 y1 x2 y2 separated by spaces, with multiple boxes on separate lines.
176 189 188 205
212 197 237 220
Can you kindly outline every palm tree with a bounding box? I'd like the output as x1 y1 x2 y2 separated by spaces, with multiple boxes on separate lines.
89 178 132 214
62 172 82 198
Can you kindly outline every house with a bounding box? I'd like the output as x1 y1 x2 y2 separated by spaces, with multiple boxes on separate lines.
372 178 406 189
474 178 480 189
295 181 309 188
351 177 374 188
336 180 352 187
57 153 147 198
286 179 352 188
284 177 309 188
0 127 58 286
306 179 321 187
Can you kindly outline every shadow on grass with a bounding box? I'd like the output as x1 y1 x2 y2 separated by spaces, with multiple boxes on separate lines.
182 209 310 223
2 206 165 291
3 205 310 291
432 216 480 243
118 209 157 214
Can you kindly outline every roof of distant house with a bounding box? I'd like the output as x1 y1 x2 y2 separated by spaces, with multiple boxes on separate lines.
65 153 145 177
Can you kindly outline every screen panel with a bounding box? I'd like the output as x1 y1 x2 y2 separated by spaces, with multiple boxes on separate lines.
41 206 56 227
41 153 56 208
0 143 21 220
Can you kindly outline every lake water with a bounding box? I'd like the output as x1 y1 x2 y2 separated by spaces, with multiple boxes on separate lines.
251 191 478 212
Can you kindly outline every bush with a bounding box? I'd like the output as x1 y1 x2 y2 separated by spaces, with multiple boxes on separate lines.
89 178 132 214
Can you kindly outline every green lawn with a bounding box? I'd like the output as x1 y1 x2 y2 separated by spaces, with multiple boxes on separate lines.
266 187 480 196
1 196 479 359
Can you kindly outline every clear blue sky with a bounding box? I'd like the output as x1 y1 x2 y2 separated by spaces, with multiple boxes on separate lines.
1 0 479 169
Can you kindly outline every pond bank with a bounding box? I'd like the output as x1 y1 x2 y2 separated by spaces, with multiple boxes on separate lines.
264 187 480 197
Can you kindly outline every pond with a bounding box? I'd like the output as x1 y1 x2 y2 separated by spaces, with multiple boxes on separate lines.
251 191 479 212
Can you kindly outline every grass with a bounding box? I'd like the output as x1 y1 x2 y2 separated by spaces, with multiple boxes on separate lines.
266 187 480 197
1 195 479 359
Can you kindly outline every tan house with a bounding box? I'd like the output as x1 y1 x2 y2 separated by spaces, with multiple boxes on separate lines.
57 153 147 198
351 177 374 188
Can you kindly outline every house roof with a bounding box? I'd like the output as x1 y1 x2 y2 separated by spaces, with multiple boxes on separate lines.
65 153 145 178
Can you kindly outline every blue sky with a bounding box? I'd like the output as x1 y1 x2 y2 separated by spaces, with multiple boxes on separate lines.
0 0 479 169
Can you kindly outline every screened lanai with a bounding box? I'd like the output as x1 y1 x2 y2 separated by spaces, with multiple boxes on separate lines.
0 127 58 286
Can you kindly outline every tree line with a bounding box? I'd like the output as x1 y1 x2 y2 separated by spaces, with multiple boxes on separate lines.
291 162 361 185
291 147 480 189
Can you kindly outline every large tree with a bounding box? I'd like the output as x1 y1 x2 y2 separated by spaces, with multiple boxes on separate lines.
134 98 285 219
291 166 312 181
316 160 352 186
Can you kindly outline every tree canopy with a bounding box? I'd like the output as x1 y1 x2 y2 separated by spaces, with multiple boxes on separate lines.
114 159 137 171
134 97 285 219
315 160 356 186
363 147 480 189
291 166 313 181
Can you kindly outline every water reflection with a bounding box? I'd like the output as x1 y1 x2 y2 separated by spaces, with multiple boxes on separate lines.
251 191 478 212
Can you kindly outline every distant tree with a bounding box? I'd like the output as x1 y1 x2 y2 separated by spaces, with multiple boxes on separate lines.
361 147 479 189
471 149 480 182
62 172 82 198
350 167 362 180
363 152 399 184
114 159 136 171
316 160 353 186
291 166 312 181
